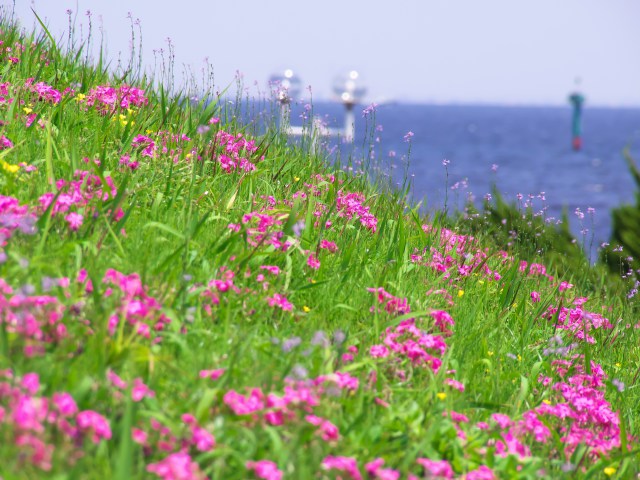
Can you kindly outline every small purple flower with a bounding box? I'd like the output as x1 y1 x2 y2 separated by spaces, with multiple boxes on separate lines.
362 103 378 117
196 125 210 135
403 131 414 142
612 378 625 392
311 330 329 347
292 221 305 237
281 336 301 353
333 329 346 345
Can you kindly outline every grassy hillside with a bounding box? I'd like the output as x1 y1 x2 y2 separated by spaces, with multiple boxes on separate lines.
0 13 638 480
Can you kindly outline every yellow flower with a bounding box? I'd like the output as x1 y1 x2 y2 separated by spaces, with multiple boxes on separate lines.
302 305 311 312
2 161 19 174
542 399 551 405
517 354 522 362
23 107 32 114
615 363 621 369
436 392 447 401
294 176 300 182
457 290 464 298
75 93 86 102
604 467 616 476
487 351 494 357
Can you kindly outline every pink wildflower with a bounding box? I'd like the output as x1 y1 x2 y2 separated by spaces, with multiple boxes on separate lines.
365 458 400 480
132 378 155 402
52 392 78 417
431 310 455 335
319 239 338 252
76 410 112 443
132 428 148 445
305 415 340 441
491 413 512 429
107 369 128 389
246 460 283 480
444 378 465 392
21 373 40 395
417 458 454 478
266 293 293 311
370 344 390 358
259 265 281 275
559 281 574 292
147 452 206 480
0 135 13 149
465 465 496 480
191 425 215 452
307 253 320 270
199 368 225 380
64 212 84 231
321 456 362 480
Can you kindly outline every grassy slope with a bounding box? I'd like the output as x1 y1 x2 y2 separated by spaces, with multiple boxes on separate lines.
0 16 638 480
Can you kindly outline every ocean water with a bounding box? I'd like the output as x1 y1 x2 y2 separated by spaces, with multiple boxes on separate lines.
293 101 640 252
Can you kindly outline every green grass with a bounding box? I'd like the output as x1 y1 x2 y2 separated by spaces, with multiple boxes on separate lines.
0 11 638 480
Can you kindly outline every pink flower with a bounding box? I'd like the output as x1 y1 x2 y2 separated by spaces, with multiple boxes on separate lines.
199 368 225 380
417 458 454 478
246 460 282 480
191 425 215 451
147 452 206 480
305 415 340 441
321 456 362 480
52 392 78 417
266 293 293 311
559 281 574 292
491 413 512 429
223 388 265 415
531 291 541 303
132 378 155 402
319 239 338 252
365 458 400 480
444 378 465 392
431 310 455 334
21 373 40 395
107 369 128 389
259 265 280 275
465 465 496 480
307 253 321 270
0 135 13 149
132 428 148 445
370 344 390 358
76 410 112 443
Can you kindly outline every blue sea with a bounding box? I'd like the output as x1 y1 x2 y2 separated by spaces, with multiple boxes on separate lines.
288 101 640 254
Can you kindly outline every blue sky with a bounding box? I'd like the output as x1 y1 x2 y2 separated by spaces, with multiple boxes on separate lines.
7 0 640 106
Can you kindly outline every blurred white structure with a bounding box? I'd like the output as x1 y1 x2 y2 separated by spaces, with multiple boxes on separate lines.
270 69 367 145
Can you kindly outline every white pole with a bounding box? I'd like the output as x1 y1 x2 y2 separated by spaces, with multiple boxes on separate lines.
344 106 355 142
278 100 291 134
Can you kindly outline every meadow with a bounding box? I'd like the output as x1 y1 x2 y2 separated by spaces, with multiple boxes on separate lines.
0 11 639 480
